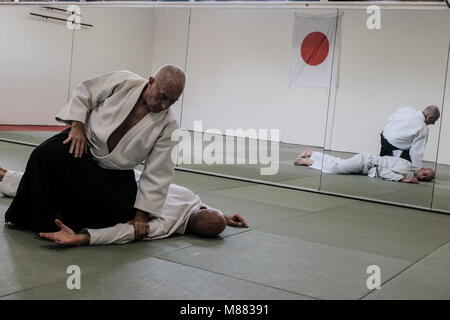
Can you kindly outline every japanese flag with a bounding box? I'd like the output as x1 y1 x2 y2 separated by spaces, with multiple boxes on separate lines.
290 12 340 88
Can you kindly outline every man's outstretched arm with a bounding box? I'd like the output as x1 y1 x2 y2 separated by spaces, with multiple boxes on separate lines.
378 167 412 183
39 213 250 246
39 219 137 246
39 213 181 246
377 166 419 184
401 176 419 184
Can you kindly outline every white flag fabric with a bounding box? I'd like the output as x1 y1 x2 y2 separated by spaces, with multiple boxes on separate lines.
290 12 339 88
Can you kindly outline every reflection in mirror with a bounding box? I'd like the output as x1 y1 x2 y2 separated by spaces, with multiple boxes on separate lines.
316 9 449 208
433 162 450 212
176 8 339 190
432 41 450 212
175 130 324 189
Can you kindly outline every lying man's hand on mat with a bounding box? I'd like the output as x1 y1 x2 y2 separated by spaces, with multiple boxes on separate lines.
128 210 150 240
63 121 88 158
39 219 90 246
224 213 249 228
402 176 419 184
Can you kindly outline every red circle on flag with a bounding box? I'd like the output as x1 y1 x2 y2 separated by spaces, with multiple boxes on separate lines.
301 32 329 66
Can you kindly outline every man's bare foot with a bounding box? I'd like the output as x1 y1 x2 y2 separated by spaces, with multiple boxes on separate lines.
294 158 314 166
294 149 313 165
0 164 7 181
5 221 16 227
301 148 313 158
297 148 313 159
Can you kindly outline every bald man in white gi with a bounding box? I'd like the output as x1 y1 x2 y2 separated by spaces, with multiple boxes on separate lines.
0 167 248 246
380 105 440 168
5 66 186 238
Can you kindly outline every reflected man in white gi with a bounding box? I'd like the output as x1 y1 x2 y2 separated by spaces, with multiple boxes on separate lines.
380 105 440 168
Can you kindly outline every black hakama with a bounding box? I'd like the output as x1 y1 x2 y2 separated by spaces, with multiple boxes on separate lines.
5 128 137 232
379 132 412 162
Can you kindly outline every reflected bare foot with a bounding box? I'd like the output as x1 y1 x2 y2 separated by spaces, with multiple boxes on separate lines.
0 164 6 181
301 148 313 158
294 158 314 166
298 148 313 159
305 148 313 158
294 149 313 165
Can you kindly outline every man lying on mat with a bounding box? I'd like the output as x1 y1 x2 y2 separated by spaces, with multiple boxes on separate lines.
0 166 248 246
293 149 435 184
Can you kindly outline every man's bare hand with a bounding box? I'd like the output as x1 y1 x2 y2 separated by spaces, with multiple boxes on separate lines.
127 210 150 240
63 121 88 158
39 219 90 246
402 176 419 184
224 213 249 228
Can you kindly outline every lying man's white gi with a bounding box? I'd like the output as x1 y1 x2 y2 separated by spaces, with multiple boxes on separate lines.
0 170 22 198
0 170 222 245
309 151 418 182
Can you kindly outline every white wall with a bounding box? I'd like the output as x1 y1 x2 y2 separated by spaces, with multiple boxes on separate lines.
181 8 331 147
0 6 72 125
150 8 190 123
0 6 158 125
69 7 156 102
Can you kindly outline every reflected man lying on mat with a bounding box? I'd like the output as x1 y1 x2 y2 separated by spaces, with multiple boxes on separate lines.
293 149 435 184
0 166 248 246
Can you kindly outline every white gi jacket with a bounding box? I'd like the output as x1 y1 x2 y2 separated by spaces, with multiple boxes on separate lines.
382 107 428 168
55 71 180 217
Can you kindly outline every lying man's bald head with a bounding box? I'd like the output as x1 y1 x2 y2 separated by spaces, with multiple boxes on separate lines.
187 208 227 238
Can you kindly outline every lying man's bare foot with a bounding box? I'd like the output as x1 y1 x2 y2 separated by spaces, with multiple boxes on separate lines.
0 164 6 181
301 148 313 158
294 149 313 164
5 221 16 227
294 157 314 166
298 148 313 159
